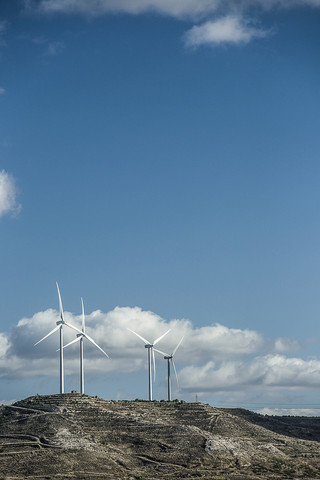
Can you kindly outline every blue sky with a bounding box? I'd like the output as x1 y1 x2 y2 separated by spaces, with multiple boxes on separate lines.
1 0 320 414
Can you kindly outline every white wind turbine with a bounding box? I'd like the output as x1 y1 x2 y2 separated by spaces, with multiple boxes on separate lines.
128 328 171 401
34 282 82 394
154 336 184 401
62 297 109 394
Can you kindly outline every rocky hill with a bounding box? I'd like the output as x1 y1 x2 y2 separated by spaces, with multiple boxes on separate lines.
0 393 320 479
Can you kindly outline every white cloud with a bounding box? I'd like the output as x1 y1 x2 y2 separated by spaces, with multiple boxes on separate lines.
0 399 15 405
6 307 263 370
0 333 9 359
274 337 302 354
1 305 319 401
252 0 320 7
184 15 269 47
256 407 320 416
0 170 21 218
179 354 320 392
182 322 263 362
26 0 320 47
0 88 5 95
35 0 222 18
33 0 320 18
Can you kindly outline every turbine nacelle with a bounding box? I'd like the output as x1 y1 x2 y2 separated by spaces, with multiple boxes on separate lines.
62 297 109 394
34 282 82 394
128 327 171 401
154 336 184 401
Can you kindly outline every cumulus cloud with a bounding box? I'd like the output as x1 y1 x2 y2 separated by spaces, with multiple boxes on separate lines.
179 354 320 392
273 336 302 354
0 333 9 359
3 306 262 378
184 15 269 47
0 170 21 218
0 305 319 401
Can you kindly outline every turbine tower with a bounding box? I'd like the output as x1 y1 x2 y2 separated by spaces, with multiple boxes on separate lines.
34 282 81 394
62 297 109 394
155 336 184 401
128 328 171 401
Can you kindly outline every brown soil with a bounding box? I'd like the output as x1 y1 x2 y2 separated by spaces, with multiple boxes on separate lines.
0 393 319 479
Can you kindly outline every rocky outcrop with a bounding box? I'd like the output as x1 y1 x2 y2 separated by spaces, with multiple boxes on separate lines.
0 394 319 479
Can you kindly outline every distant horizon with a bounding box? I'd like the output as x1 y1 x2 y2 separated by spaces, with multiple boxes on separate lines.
2 392 320 418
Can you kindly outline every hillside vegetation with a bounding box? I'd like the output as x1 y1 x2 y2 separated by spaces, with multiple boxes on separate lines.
0 393 320 479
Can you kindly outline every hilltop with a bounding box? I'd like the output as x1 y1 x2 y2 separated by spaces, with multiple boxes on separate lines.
0 393 320 479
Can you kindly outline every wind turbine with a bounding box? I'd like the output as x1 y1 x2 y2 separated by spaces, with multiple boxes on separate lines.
62 297 109 394
128 328 171 401
34 282 82 394
154 336 184 401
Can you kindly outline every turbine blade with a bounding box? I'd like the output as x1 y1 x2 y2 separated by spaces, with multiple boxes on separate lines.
81 297 85 333
127 328 150 345
64 321 83 335
171 358 179 388
172 336 184 356
154 348 168 357
152 347 156 382
34 325 60 346
56 281 64 322
61 336 82 350
153 328 171 345
84 333 109 358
